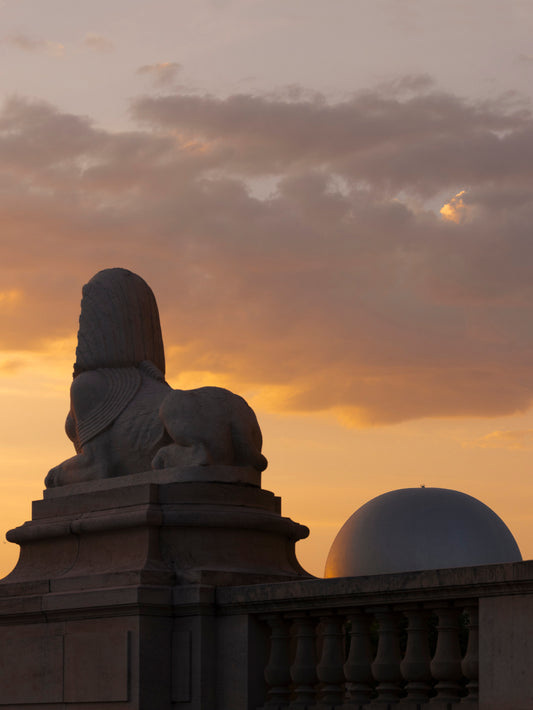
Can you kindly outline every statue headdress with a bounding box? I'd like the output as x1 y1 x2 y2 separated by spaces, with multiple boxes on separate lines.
73 268 166 376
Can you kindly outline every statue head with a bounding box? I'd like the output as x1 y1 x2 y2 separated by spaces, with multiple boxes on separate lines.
73 268 165 376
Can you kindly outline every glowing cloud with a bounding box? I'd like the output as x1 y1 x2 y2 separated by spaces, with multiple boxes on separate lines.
440 190 467 223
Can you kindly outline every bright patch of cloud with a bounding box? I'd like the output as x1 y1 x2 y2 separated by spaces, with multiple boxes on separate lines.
137 62 181 87
440 190 468 223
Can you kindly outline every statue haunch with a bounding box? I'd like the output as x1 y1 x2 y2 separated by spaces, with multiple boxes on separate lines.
45 268 267 488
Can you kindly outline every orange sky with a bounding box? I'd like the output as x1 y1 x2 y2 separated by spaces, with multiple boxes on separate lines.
1 1 533 578
1 340 532 579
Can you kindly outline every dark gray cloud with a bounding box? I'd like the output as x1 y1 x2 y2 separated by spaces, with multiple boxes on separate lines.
1 84 533 424
131 88 532 194
137 62 182 87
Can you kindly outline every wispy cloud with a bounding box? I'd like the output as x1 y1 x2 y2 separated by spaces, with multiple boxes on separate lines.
137 62 181 87
0 290 22 307
5 33 64 57
465 430 533 451
82 33 114 53
0 357 25 376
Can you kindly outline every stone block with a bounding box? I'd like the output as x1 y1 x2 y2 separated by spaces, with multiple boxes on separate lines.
216 614 268 710
172 629 192 701
0 626 63 705
479 594 533 710
64 630 130 702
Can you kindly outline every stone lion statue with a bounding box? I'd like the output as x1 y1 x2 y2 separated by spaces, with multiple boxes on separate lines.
45 268 267 487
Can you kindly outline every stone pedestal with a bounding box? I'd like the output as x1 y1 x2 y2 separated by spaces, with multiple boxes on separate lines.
0 466 310 708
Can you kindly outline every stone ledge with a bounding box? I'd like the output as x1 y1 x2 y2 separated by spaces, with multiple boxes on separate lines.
43 464 261 499
216 559 533 614
34 478 280 519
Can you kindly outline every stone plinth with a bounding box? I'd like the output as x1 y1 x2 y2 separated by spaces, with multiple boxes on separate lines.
5 466 309 589
0 467 310 708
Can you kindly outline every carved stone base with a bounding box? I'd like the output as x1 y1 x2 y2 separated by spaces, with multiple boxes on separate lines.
0 470 310 708
4 467 310 589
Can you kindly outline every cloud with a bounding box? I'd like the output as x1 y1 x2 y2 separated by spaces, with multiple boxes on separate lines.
0 357 25 376
1 84 533 425
131 89 532 194
83 33 114 53
517 53 533 64
465 430 533 451
137 62 181 87
6 33 64 57
0 290 22 307
440 190 469 224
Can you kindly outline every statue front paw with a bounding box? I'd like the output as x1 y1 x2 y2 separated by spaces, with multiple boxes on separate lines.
45 465 62 488
44 449 109 488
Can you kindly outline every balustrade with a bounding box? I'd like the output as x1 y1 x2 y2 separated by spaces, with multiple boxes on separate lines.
344 611 374 706
290 615 319 708
262 614 292 708
400 608 432 703
259 599 479 709
460 606 478 704
371 609 404 703
316 614 346 708
430 606 464 703
316 616 344 710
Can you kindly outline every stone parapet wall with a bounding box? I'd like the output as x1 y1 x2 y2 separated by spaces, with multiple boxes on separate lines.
1 556 533 707
215 561 533 710
1 472 532 710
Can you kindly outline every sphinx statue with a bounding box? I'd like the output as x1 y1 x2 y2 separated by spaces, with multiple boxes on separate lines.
45 268 267 487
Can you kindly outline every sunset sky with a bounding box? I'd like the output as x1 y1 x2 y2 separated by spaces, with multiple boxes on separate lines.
1 0 533 577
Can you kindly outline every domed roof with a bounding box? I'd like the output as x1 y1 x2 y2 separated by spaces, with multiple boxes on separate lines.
325 487 522 578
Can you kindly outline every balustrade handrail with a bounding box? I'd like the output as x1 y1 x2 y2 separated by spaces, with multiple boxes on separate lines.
215 559 533 615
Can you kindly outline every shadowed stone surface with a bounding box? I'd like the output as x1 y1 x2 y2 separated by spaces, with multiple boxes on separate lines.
0 268 314 708
5 476 310 587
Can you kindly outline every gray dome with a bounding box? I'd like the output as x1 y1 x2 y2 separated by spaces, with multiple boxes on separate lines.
325 487 522 578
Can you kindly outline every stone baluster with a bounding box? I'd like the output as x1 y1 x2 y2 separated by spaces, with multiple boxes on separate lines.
262 614 292 709
371 609 404 703
399 607 432 704
290 615 318 709
430 605 464 703
461 605 479 704
316 614 346 708
343 610 375 707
